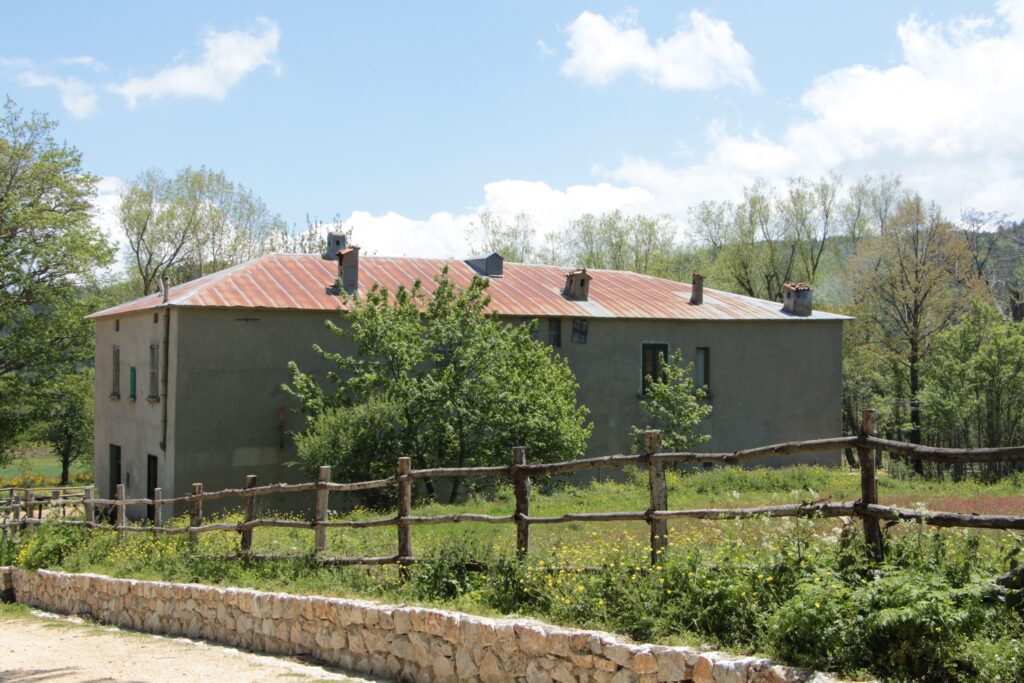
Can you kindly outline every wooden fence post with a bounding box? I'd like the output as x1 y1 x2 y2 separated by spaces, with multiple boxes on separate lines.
240 475 257 552
512 446 530 560
315 466 331 552
397 457 412 575
116 484 126 541
644 430 668 565
52 489 60 519
83 487 94 527
858 409 884 560
153 488 162 530
189 483 203 547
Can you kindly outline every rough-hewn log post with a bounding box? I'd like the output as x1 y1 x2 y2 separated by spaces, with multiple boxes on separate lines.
241 475 257 552
116 484 126 541
644 430 668 565
152 488 162 530
315 466 331 552
189 483 203 547
512 446 530 560
397 457 413 575
858 409 884 560
82 487 93 527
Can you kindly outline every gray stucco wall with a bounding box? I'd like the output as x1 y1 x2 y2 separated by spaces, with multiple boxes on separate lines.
93 309 178 518
548 317 844 464
95 306 843 516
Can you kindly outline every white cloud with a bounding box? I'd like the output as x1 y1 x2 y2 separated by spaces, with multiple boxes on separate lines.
16 72 97 119
561 9 758 91
537 39 554 58
334 180 651 259
602 0 1024 225
109 18 280 107
57 55 106 72
90 176 127 275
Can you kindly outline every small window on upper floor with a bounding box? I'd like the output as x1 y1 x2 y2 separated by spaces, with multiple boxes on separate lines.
695 347 710 391
129 367 137 401
548 318 562 347
115 319 120 332
571 318 588 344
641 343 669 393
111 346 120 398
148 343 159 401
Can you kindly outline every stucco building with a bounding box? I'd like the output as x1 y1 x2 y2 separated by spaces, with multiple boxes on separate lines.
89 237 846 516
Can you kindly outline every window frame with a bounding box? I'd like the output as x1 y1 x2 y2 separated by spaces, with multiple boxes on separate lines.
111 345 121 399
148 343 160 401
571 318 588 344
129 366 137 401
548 318 562 347
641 342 669 394
695 346 710 392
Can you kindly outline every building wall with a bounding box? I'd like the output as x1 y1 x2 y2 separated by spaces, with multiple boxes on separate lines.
545 317 843 465
93 309 178 518
95 305 843 515
170 308 347 510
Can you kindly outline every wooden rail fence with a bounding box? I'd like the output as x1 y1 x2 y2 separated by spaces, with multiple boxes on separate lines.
3 410 1024 566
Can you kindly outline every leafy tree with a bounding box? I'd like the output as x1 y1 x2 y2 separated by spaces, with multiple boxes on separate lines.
845 194 986 468
32 369 94 484
0 98 112 462
466 210 536 262
120 166 289 294
286 269 591 502
631 350 712 452
557 210 677 275
920 303 1024 467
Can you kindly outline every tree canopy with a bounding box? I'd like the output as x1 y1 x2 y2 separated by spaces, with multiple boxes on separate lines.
286 269 592 502
0 98 112 461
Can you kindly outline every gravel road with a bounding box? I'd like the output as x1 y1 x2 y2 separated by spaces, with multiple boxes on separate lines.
0 609 380 683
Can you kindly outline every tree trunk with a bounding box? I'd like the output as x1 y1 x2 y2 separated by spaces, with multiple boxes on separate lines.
60 451 70 486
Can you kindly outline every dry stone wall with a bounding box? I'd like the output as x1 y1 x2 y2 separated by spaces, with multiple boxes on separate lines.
2 567 834 683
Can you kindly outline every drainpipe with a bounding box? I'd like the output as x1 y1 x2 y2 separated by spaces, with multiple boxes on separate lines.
159 276 171 451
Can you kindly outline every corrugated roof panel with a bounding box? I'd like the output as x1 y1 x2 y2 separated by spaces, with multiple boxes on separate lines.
87 253 850 321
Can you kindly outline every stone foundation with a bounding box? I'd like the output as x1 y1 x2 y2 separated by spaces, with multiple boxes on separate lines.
1 567 833 683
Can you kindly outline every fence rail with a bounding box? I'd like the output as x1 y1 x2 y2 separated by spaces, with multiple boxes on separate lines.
3 410 1023 565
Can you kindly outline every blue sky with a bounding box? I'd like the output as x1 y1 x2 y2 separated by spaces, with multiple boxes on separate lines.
1 1 1019 258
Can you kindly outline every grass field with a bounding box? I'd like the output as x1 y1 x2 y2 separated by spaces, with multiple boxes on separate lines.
5 464 1024 682
0 453 91 488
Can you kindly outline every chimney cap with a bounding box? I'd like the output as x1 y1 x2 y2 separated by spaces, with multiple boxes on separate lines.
783 282 812 292
336 246 358 258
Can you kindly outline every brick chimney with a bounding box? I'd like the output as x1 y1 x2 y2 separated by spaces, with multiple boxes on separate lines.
782 282 813 316
563 268 592 301
689 273 704 305
337 246 360 295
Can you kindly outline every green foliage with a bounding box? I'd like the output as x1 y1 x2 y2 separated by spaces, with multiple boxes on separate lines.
286 269 592 501
7 466 1024 682
118 166 291 295
631 350 712 452
0 98 113 463
920 302 1024 450
13 522 88 569
28 369 95 484
293 396 406 496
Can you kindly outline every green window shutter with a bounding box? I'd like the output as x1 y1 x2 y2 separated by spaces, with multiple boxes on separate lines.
129 367 136 400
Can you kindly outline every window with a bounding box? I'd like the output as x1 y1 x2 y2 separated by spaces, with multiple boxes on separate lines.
641 343 669 392
148 343 159 401
129 367 136 401
548 318 562 347
115 319 120 332
695 347 710 391
111 346 120 398
571 318 588 343
153 312 158 324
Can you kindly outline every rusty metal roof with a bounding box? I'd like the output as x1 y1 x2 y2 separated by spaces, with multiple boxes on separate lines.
87 253 849 321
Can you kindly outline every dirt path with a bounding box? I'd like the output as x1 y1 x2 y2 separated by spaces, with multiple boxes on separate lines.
0 609 380 683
